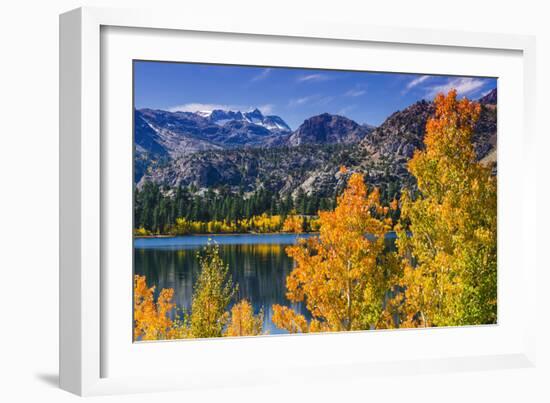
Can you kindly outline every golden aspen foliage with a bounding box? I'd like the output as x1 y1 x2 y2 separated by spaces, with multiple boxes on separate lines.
272 305 331 333
133 275 175 341
282 213 304 233
225 300 264 337
273 172 398 333
190 243 237 338
173 214 318 235
309 217 322 232
271 305 311 333
134 227 150 237
396 90 497 327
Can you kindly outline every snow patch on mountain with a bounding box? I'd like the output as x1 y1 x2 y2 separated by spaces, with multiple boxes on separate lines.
204 108 291 132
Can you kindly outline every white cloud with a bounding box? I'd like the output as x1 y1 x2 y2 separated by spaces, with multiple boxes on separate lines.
296 73 329 83
317 96 334 105
404 75 431 92
288 95 317 107
251 68 272 82
344 88 366 97
288 94 333 107
168 103 276 114
424 77 486 98
168 103 245 113
480 89 492 97
337 105 356 116
258 104 274 115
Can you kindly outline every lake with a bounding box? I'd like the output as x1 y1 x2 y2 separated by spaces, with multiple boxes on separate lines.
134 233 315 335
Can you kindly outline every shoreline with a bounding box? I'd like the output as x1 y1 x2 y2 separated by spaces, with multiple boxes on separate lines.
134 232 318 239
134 231 398 239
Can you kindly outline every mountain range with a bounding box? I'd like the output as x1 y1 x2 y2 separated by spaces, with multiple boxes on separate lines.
136 88 497 200
200 108 292 132
135 107 294 181
135 106 374 183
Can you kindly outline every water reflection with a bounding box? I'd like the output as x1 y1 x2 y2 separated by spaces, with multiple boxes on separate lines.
134 234 312 334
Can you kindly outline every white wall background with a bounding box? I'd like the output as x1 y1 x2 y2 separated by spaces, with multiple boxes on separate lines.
0 0 547 401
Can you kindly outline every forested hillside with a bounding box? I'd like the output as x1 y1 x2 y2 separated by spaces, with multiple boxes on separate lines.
134 89 497 234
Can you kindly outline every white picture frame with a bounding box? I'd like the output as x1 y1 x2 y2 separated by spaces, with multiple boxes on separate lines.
60 6 537 396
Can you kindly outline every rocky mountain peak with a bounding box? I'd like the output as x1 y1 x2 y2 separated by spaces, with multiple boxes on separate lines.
361 93 496 161
209 109 244 122
479 88 497 105
287 113 371 146
246 108 263 118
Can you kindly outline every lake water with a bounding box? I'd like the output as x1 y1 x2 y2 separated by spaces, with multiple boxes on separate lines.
134 233 315 335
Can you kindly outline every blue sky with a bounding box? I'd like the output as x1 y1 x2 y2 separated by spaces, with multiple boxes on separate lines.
134 61 497 129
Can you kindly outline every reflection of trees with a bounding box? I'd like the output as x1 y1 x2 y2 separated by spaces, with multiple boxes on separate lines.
134 240 310 332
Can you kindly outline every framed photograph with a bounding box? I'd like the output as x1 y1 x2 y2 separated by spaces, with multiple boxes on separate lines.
60 6 537 396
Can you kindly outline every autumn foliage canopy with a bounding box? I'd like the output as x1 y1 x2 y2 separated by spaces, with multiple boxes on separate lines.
272 172 398 333
396 89 497 327
134 90 497 340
